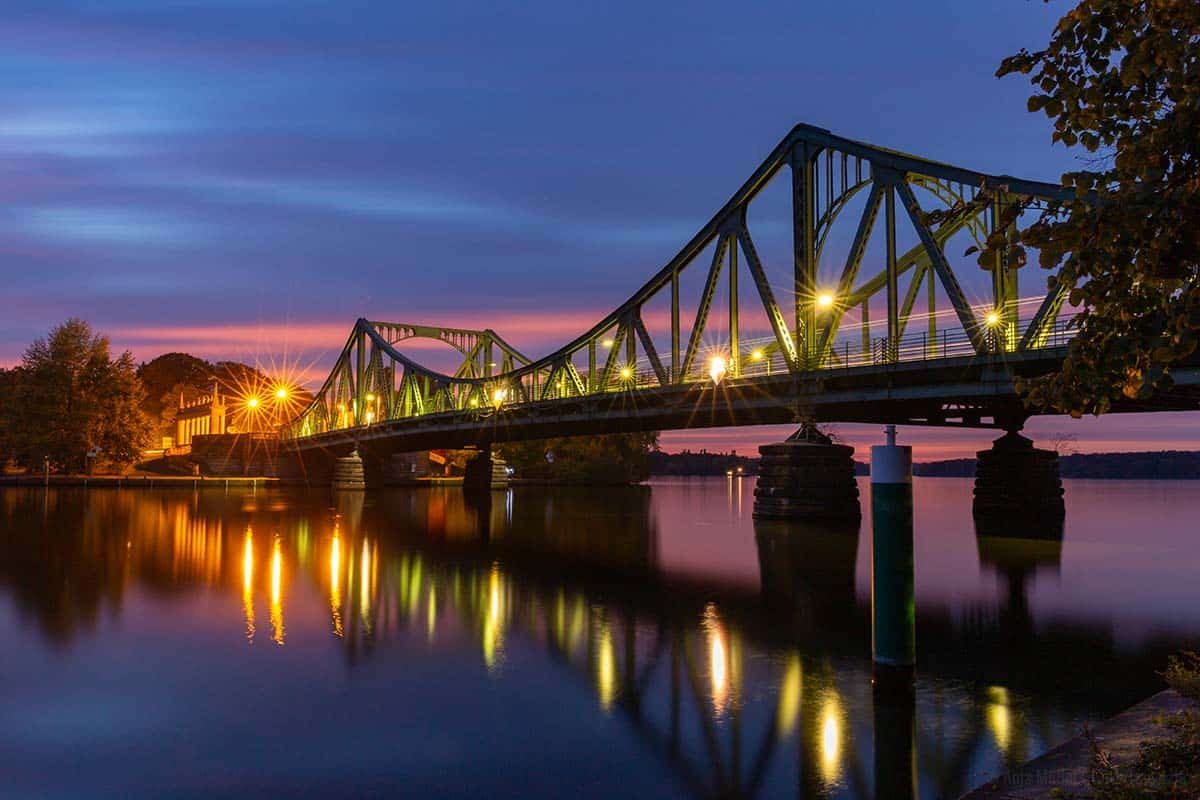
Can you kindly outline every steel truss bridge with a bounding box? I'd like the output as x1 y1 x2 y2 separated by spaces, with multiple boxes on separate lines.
285 124 1198 454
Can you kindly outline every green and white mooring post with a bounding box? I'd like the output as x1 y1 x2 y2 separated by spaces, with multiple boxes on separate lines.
871 424 914 686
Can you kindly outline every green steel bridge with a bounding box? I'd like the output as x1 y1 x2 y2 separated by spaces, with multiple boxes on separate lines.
283 124 1198 455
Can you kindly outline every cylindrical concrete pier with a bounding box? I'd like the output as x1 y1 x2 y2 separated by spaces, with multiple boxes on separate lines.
871 426 914 682
463 449 510 491
332 449 366 490
973 430 1064 536
753 423 860 520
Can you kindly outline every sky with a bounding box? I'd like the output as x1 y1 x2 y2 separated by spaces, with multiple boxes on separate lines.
1 0 1196 459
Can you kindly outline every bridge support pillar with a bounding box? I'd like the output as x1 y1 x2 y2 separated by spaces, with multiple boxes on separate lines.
871 425 914 687
332 449 366 490
973 430 1064 536
463 448 510 491
752 423 860 520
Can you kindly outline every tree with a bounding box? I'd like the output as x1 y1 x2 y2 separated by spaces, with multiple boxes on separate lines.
988 2 1198 416
137 352 214 436
0 367 16 467
2 319 153 473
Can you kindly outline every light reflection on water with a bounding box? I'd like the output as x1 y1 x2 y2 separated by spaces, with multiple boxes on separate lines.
0 478 1197 799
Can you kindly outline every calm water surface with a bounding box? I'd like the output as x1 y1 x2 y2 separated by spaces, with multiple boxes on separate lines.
1 478 1198 799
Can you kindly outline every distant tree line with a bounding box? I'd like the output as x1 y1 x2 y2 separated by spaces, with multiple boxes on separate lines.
647 450 760 477
498 432 659 484
911 451 1200 480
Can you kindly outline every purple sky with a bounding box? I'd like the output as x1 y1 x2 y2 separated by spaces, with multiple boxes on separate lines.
1 1 1196 459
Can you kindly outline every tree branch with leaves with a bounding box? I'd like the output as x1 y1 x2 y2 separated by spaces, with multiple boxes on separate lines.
936 1 1199 417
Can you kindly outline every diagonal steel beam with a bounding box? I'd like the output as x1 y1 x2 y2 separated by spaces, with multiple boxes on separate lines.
817 181 884 362
896 262 930 340
681 235 729 382
895 181 985 353
736 226 799 372
599 324 628 391
633 315 669 386
842 206 981 307
1020 281 1069 351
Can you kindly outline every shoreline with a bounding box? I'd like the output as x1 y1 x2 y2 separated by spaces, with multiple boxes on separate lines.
0 475 278 488
959 689 1195 799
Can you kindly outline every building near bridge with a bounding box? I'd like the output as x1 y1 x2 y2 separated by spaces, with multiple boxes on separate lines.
174 385 231 447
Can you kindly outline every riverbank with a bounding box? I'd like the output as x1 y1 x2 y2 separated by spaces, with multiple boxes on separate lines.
960 689 1197 799
0 474 278 488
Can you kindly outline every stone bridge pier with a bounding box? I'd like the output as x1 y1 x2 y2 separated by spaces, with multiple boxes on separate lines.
752 423 861 521
973 429 1065 536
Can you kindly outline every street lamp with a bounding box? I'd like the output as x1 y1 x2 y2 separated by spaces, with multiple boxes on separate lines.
709 355 727 385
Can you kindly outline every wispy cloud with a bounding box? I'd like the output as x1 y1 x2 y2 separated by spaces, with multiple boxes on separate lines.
15 206 209 247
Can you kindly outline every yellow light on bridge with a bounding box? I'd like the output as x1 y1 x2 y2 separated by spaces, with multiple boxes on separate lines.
709 355 727 385
816 292 835 310
601 338 615 349
620 366 633 380
366 393 376 402
492 387 508 407
274 387 289 400
750 349 764 361
986 310 1002 326
246 396 260 409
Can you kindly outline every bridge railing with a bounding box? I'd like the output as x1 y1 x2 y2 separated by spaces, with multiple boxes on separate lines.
667 316 1077 384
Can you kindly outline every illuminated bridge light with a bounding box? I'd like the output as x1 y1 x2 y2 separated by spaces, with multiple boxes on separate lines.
619 366 633 380
274 387 289 400
816 292 835 310
709 355 727 385
246 396 260 409
751 349 764 362
601 338 614 349
986 310 1002 327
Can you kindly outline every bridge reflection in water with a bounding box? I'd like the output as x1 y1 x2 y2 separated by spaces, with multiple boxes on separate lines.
0 486 1181 799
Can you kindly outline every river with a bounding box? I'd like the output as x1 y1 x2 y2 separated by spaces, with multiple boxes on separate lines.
1 478 1197 799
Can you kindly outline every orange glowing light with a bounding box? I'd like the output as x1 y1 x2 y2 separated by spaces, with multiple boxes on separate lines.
709 355 727 385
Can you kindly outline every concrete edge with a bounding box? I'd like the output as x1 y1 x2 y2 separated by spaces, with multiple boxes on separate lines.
959 689 1196 799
